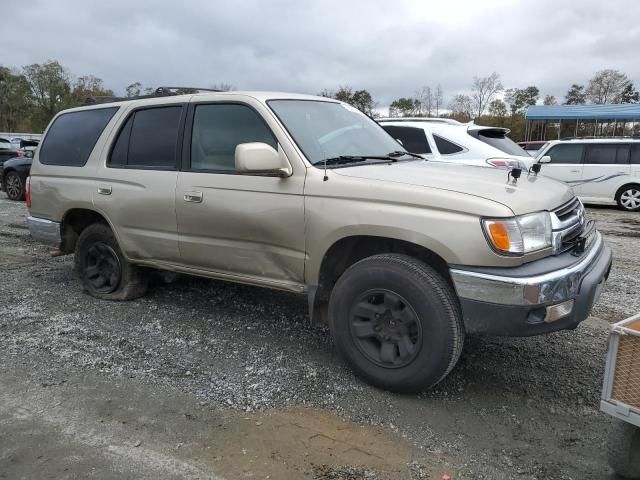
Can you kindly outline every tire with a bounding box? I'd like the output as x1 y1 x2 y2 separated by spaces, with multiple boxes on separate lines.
608 420 640 479
4 171 25 201
74 223 148 301
328 253 464 393
617 184 640 212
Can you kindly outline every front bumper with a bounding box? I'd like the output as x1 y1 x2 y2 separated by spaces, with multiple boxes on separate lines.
450 232 612 336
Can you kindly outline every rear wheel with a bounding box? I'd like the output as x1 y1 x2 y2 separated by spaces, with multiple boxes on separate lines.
74 223 148 300
608 420 640 479
5 171 25 201
617 185 640 211
328 253 464 393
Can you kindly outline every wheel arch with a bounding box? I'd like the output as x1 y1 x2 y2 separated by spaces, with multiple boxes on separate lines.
615 182 640 200
308 234 454 324
60 208 114 254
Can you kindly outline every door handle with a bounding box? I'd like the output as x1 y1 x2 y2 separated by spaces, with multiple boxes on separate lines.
570 169 580 173
97 184 112 195
183 191 203 203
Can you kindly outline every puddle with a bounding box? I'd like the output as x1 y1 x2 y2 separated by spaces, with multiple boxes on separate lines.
189 408 450 479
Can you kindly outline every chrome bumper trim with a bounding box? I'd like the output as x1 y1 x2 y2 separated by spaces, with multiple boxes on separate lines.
450 232 603 306
27 216 62 247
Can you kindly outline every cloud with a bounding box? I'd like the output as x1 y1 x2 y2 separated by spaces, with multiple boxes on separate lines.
4 0 640 110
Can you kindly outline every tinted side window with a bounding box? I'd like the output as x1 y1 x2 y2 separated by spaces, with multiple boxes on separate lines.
545 144 584 164
631 145 640 164
585 144 621 164
380 126 431 154
433 134 464 154
190 104 277 171
40 107 117 166
127 107 182 168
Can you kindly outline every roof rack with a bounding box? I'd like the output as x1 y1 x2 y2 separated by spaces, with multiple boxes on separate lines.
84 87 225 105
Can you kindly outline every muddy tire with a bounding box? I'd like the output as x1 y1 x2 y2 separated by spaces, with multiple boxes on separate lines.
5 171 25 201
328 253 464 393
74 223 148 301
608 420 640 479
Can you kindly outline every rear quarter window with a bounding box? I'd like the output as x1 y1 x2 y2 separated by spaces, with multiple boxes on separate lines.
39 107 118 166
380 125 431 154
433 134 464 155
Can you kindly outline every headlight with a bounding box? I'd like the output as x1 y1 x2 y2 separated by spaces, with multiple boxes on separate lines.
482 211 552 255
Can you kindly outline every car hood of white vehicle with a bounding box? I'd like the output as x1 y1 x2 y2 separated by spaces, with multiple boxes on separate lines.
332 160 573 216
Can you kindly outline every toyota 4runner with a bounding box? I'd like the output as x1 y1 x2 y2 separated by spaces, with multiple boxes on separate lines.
27 90 612 392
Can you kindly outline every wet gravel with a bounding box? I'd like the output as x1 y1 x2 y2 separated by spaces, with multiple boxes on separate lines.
1 198 638 479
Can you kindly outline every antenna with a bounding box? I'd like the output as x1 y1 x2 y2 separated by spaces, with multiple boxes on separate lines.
323 158 328 181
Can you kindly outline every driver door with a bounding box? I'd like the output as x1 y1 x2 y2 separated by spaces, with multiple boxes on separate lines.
175 100 306 289
540 143 585 195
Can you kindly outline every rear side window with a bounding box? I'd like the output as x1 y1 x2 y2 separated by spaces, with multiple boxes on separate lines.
545 144 584 164
109 106 182 169
585 144 629 164
380 126 431 154
40 107 117 166
433 134 464 155
190 103 277 171
631 145 640 164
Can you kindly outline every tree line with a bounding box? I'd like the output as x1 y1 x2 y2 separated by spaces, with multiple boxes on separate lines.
1 59 638 142
0 60 232 133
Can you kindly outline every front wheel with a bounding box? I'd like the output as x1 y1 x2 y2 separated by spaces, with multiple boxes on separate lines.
5 171 25 201
328 253 464 393
617 185 640 211
608 420 640 479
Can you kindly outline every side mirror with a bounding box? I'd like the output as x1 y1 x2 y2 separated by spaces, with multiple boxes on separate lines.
538 155 551 164
235 142 292 177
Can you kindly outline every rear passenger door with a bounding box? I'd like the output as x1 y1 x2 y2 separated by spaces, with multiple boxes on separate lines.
540 143 585 194
93 102 184 263
580 144 631 202
175 99 306 288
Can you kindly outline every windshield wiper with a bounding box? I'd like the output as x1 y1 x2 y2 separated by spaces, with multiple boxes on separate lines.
313 155 397 166
386 150 424 159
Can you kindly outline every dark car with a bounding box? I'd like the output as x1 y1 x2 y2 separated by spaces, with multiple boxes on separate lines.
1 149 34 201
0 137 18 165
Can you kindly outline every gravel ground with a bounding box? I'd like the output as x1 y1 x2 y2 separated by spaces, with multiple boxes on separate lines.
0 197 637 479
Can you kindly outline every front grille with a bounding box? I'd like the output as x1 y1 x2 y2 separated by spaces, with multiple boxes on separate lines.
551 197 586 254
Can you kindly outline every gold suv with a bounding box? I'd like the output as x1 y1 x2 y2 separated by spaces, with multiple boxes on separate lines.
27 89 612 392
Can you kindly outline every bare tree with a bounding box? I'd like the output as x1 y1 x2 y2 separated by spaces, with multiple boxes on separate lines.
448 94 473 120
211 82 234 91
415 86 433 116
471 72 503 118
434 84 444 116
586 69 631 104
543 94 557 105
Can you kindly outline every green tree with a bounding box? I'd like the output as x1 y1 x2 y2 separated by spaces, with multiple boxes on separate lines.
504 86 539 115
126 82 142 97
351 89 375 116
389 97 419 117
333 86 353 103
564 84 586 105
22 60 72 129
488 98 507 118
0 67 32 131
617 83 639 103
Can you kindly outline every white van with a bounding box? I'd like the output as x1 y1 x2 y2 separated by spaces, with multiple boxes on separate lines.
378 118 533 170
536 139 640 211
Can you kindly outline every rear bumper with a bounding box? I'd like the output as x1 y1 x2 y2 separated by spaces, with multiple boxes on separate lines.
450 232 612 336
28 216 62 248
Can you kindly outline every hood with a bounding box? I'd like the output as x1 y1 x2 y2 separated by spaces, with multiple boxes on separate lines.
332 160 573 216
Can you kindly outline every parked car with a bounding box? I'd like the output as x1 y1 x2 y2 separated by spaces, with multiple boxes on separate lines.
0 137 17 165
378 118 533 170
27 90 611 392
535 139 640 211
518 140 548 157
1 150 34 200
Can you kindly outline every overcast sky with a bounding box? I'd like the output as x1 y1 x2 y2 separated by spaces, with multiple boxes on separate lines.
4 0 640 110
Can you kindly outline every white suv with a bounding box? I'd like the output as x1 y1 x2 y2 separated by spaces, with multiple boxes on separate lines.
535 139 640 211
378 118 533 170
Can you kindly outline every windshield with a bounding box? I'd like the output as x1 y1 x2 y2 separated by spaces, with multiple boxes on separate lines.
268 100 404 165
475 130 529 157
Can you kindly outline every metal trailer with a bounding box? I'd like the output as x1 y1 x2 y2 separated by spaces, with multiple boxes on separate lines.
601 313 640 479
